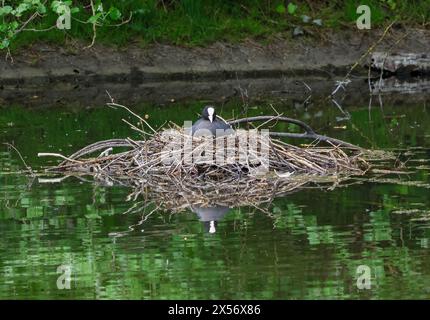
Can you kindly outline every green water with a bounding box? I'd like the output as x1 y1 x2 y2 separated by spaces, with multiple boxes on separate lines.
1 98 430 299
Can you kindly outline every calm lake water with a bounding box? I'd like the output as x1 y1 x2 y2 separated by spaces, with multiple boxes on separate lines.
1 94 430 299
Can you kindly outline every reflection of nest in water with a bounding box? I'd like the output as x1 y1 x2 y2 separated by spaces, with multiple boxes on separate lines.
123 174 359 213
44 128 375 212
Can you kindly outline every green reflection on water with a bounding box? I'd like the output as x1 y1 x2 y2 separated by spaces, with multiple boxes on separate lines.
0 99 430 299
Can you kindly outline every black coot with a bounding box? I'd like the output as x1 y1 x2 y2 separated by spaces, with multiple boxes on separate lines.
191 105 233 137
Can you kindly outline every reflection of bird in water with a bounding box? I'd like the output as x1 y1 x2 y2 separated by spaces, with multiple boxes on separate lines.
189 106 233 232
191 205 230 234
191 105 233 136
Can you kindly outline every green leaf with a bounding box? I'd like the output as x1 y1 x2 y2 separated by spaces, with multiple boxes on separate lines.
95 0 104 13
51 1 60 11
70 7 80 14
51 1 66 14
10 21 19 30
0 39 10 49
87 12 102 24
37 4 47 14
287 2 297 15
275 4 286 14
108 7 121 20
14 3 31 16
0 5 13 16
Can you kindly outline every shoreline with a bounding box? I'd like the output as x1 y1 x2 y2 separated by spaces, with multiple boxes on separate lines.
1 27 429 106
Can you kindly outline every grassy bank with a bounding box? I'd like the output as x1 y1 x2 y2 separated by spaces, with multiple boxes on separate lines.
2 0 430 50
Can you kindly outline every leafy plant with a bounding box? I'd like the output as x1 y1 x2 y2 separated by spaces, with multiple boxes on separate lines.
275 4 286 14
275 2 297 15
0 0 127 50
287 2 297 15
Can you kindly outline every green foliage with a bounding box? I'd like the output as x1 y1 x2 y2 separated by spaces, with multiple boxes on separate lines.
0 0 125 49
275 2 297 15
344 0 430 26
1 1 429 51
275 4 286 14
51 1 72 15
287 2 297 15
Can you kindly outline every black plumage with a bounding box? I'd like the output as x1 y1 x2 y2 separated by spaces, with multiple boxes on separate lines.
191 105 233 136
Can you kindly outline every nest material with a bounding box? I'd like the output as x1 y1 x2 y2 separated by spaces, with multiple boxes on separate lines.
42 127 372 211
49 128 369 179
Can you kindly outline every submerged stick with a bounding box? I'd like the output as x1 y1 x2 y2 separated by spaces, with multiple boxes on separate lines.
3 143 35 176
228 116 361 149
228 116 315 134
59 139 136 164
38 153 83 163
